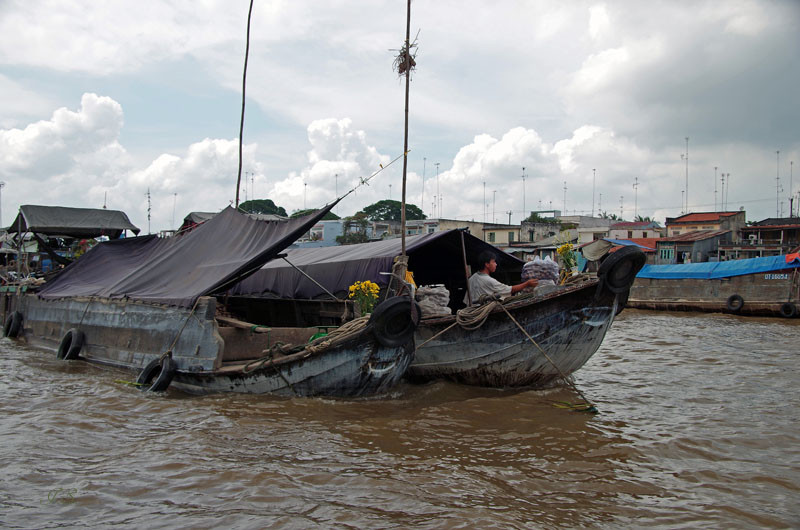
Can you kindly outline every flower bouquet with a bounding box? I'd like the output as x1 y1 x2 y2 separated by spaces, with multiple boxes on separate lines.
348 280 380 315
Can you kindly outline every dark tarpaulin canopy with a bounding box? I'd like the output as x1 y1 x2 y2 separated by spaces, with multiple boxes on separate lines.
229 229 524 300
7 205 140 239
38 204 336 307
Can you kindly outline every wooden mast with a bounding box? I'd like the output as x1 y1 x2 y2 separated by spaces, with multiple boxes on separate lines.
400 0 412 259
235 0 255 209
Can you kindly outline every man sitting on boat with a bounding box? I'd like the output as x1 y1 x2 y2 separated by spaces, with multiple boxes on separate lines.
465 251 538 305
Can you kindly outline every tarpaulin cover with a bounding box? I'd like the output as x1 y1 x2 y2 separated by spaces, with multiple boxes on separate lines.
230 229 524 299
7 205 140 238
636 254 800 280
38 204 335 307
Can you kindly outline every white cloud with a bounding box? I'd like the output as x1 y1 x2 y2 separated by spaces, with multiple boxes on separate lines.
588 4 611 41
1 1 799 228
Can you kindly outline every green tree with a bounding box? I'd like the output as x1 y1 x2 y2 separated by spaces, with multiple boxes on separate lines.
238 199 287 216
290 208 340 220
358 200 425 221
599 211 621 221
524 212 561 224
335 213 370 245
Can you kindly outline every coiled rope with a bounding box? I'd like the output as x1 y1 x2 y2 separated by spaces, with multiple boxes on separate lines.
243 316 371 374
417 292 598 413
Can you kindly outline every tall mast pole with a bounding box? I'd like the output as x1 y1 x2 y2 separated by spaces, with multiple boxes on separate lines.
235 0 255 208
400 0 412 258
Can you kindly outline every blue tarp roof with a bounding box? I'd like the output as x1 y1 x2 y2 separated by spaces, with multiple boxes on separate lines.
637 254 800 280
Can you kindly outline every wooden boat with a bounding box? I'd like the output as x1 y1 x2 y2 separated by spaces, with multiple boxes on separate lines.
628 253 800 317
229 230 647 388
1 206 418 397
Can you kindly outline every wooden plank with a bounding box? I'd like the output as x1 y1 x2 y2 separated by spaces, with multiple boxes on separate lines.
216 315 271 333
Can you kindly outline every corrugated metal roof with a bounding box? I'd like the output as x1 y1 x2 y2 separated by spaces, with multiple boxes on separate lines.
658 229 730 242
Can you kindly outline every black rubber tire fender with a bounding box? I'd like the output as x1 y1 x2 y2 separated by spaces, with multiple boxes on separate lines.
57 328 85 360
615 289 630 316
598 246 647 294
367 296 420 348
726 294 744 312
779 302 797 318
136 356 177 392
3 311 23 338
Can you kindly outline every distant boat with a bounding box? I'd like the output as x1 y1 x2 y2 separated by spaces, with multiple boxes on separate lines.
628 254 800 317
1 206 418 397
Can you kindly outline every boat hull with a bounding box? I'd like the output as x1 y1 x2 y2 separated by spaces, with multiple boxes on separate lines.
2 293 413 397
408 280 620 388
628 269 800 317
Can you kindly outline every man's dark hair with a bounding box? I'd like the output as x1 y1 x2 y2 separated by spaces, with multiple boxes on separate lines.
477 250 497 269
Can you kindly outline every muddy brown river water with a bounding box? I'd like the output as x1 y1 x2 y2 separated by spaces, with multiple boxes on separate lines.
0 310 798 528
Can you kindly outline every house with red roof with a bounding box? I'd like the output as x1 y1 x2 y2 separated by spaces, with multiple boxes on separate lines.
664 211 746 241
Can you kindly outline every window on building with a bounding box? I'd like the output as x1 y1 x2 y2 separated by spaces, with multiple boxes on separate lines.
628 230 633 238
427 227 435 234
508 232 515 242
660 248 674 261
488 232 495 242
529 231 534 242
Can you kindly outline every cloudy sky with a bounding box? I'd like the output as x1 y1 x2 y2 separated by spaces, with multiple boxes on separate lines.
1 0 798 233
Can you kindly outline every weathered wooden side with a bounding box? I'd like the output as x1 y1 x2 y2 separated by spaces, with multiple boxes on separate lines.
628 270 800 316
5 294 224 371
409 282 619 387
174 336 415 397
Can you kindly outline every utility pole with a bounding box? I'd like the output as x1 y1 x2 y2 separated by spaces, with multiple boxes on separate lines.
172 192 177 230
507 210 512 224
145 188 151 234
776 150 781 217
592 168 596 217
421 158 426 217
493 190 496 223
334 173 338 215
562 181 567 213
304 182 307 209
389 183 392 200
0 181 5 227
598 193 602 214
725 173 730 210
435 162 440 219
683 136 689 213
483 181 486 222
521 167 526 220
633 177 639 219
791 161 794 217
619 195 624 220
714 166 718 211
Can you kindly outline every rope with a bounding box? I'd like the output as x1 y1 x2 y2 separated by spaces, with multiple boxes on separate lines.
240 316 372 393
77 297 95 327
495 303 597 413
418 289 597 413
158 297 202 362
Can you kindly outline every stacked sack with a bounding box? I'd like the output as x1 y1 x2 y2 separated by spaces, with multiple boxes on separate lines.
521 256 559 285
416 284 452 316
